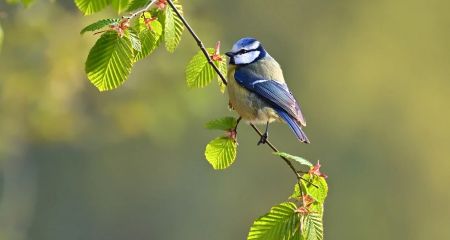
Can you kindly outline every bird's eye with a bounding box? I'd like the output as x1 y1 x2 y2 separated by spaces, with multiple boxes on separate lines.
238 49 250 54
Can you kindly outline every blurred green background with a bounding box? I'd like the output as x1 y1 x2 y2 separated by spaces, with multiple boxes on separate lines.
1 0 450 239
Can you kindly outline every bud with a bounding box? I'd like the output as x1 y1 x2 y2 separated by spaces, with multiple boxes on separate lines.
144 15 158 31
211 41 223 62
156 0 167 10
309 160 327 178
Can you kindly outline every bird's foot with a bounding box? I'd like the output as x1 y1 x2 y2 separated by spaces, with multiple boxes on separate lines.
257 133 268 145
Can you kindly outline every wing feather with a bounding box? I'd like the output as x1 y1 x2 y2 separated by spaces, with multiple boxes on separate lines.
234 68 306 126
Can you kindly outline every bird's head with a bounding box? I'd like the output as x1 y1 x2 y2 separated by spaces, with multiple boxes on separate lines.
226 37 267 65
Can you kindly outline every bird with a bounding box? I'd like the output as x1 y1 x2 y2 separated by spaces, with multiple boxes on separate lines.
225 37 310 144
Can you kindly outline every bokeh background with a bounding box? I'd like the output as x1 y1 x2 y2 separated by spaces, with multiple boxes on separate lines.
1 0 450 239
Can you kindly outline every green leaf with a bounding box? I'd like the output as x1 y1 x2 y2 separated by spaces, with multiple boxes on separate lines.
205 117 237 131
301 213 323 240
134 16 163 61
274 152 313 167
162 1 184 52
134 12 150 32
289 183 302 200
129 28 142 52
205 137 237 170
247 202 299 240
186 49 217 88
290 181 325 215
292 227 301 240
0 23 3 53
301 174 328 204
215 57 227 93
75 0 111 15
80 19 120 34
111 0 130 13
85 31 134 91
127 0 149 11
309 202 324 216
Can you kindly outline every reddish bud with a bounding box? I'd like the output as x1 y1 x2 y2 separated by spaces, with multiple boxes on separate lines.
211 41 223 62
109 18 130 37
296 195 316 216
156 0 167 10
309 160 328 178
302 194 315 207
296 206 310 215
144 16 158 31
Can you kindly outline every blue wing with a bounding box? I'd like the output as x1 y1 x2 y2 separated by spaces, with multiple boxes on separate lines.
276 108 310 143
234 68 306 126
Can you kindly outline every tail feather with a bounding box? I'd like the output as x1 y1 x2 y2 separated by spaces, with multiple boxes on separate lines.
276 109 310 143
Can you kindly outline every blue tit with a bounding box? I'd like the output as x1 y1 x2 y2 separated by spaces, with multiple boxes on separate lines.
225 37 310 144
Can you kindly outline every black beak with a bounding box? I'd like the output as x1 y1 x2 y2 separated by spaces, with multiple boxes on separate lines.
225 52 234 57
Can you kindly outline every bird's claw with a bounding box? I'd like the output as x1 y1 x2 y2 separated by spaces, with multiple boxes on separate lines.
257 133 268 145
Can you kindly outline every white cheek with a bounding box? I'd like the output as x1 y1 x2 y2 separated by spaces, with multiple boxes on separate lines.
234 51 260 64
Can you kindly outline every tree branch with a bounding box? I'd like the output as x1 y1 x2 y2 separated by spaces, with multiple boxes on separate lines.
165 0 227 86
165 0 311 186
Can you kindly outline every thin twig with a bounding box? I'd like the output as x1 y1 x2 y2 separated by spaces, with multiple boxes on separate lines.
166 0 314 187
250 124 317 187
166 0 227 86
124 0 158 20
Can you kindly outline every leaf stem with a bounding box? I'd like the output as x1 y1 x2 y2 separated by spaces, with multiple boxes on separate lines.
166 0 311 188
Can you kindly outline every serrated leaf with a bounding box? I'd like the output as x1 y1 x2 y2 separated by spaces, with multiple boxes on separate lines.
247 202 300 240
205 117 237 131
205 137 237 170
186 49 218 88
163 1 184 52
301 213 323 240
112 0 130 13
292 227 301 240
127 0 149 11
85 31 134 91
301 174 328 204
134 12 150 32
80 19 120 34
134 17 162 61
290 178 327 216
290 183 302 200
309 202 324 216
274 152 313 167
129 28 142 52
75 0 111 15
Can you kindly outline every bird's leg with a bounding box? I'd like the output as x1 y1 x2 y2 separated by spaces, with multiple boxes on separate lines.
257 121 269 145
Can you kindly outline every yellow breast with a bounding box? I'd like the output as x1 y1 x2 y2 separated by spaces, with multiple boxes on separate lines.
226 65 279 123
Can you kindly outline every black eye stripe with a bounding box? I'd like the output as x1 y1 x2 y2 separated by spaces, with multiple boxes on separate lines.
238 49 257 54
